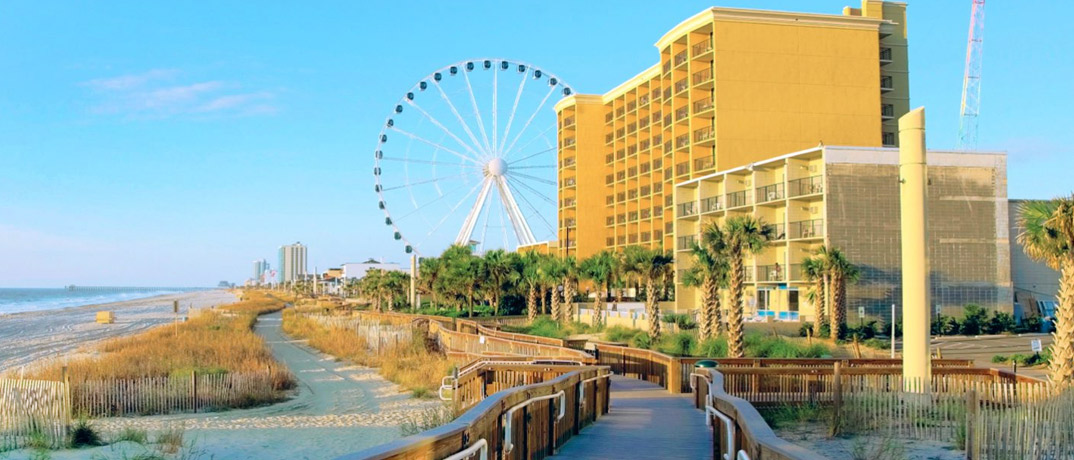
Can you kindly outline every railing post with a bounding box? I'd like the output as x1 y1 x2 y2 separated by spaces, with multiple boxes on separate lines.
830 362 842 436
668 357 682 393
966 388 978 459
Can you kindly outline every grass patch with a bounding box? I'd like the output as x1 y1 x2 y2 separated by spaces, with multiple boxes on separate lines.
760 402 829 429
68 418 102 448
501 317 592 339
399 405 456 436
601 327 829 358
111 427 148 445
282 309 455 397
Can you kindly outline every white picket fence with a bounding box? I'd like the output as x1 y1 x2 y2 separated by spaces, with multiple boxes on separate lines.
0 378 70 450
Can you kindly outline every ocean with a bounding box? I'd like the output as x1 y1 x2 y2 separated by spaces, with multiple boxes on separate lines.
0 287 205 315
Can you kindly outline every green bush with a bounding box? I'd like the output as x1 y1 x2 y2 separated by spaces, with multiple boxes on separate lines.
693 337 729 358
991 354 1009 363
959 304 988 335
744 333 828 358
797 322 814 337
655 332 696 356
630 332 652 350
862 338 890 350
661 313 698 331
1016 316 1044 334
68 417 102 448
985 311 1016 335
604 326 644 343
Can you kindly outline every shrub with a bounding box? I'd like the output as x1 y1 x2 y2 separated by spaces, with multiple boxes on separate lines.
991 355 1010 363
693 337 728 358
1016 315 1043 334
604 326 644 343
630 332 652 350
660 313 697 331
155 427 185 455
985 311 1016 335
655 332 696 356
862 338 890 350
68 417 102 448
959 304 988 335
112 426 148 445
744 333 828 358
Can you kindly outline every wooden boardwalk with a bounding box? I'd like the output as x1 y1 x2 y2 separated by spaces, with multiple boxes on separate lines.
552 376 713 459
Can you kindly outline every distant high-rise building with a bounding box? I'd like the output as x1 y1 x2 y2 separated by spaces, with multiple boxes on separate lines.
278 242 308 284
252 259 269 284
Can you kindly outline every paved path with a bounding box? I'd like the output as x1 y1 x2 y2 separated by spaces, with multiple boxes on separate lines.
553 376 712 459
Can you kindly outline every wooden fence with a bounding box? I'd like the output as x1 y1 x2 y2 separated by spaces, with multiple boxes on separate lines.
432 322 595 364
70 370 290 417
340 366 611 460
305 314 414 352
0 379 70 450
456 318 568 347
450 363 595 415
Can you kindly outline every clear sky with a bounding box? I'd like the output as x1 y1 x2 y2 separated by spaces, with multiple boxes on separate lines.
2 1 1071 288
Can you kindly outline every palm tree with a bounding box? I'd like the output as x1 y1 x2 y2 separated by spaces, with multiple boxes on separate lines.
541 256 566 322
802 254 827 338
623 245 675 339
441 244 482 316
723 216 774 358
417 257 443 309
481 249 518 316
684 226 729 341
1018 197 1074 386
519 252 545 322
580 250 619 329
560 256 580 324
826 248 860 340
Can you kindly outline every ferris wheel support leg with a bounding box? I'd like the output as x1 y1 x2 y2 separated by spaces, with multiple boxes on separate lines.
455 178 494 246
496 176 536 247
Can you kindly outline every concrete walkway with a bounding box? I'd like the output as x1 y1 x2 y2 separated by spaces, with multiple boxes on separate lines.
553 376 713 459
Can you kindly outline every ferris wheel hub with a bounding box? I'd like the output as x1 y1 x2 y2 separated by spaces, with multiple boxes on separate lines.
486 157 508 177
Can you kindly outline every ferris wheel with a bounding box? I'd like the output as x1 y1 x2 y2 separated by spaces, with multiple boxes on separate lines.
373 58 572 256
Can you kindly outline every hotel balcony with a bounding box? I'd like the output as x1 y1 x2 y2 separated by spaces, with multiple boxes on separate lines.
765 222 786 241
726 190 752 209
693 126 715 146
693 156 715 172
881 103 895 121
675 134 691 151
756 183 784 203
700 195 722 213
692 67 713 90
789 264 805 282
560 116 575 129
880 75 894 92
676 201 698 218
693 96 714 116
674 78 689 95
788 219 824 239
675 107 689 123
673 50 689 68
756 264 785 282
691 40 713 58
788 175 823 197
676 234 697 251
879 47 893 65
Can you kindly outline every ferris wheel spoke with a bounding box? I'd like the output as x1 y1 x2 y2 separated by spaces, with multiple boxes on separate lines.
506 177 557 235
432 80 489 158
454 177 495 246
505 122 556 163
494 176 535 246
491 67 498 155
511 164 556 170
502 84 557 158
395 180 474 221
462 70 493 155
416 178 488 249
498 71 528 154
509 172 556 186
381 156 481 168
506 145 557 166
381 171 479 192
390 127 483 166
509 176 557 206
405 100 486 162
479 187 494 251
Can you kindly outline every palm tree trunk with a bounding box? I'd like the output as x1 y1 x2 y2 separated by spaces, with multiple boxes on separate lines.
728 255 745 358
562 279 575 324
527 285 538 323
698 277 715 341
594 291 605 329
812 278 826 338
1050 257 1074 387
830 274 845 340
550 288 561 323
540 286 548 315
467 287 474 318
713 283 723 336
646 279 660 339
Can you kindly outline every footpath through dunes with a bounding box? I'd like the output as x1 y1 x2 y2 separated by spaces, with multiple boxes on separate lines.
0 290 237 374
42 310 442 460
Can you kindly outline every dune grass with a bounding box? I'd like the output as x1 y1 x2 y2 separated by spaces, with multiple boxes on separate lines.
22 291 295 394
281 309 455 397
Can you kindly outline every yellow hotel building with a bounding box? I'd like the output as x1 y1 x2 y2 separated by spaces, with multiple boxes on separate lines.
552 1 909 259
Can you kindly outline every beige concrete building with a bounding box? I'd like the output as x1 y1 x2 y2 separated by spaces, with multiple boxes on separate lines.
673 146 1011 322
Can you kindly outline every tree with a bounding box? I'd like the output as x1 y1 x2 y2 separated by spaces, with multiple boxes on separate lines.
684 225 729 341
825 248 860 340
802 254 827 338
560 256 579 323
441 244 482 316
723 216 774 358
1018 197 1074 386
481 249 518 316
623 245 675 339
580 250 619 329
417 257 444 309
519 252 546 322
540 256 566 322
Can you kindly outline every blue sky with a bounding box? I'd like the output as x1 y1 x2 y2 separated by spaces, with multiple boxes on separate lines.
1 1 1071 287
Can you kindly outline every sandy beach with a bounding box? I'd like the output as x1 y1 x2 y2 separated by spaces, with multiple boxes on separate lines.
7 311 443 459
0 290 237 375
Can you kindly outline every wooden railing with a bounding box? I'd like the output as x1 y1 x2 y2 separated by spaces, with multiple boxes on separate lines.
450 363 594 414
433 322 594 364
456 318 569 348
343 366 611 460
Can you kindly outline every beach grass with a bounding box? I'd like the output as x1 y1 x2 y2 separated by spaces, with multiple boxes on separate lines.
20 291 295 393
281 308 455 397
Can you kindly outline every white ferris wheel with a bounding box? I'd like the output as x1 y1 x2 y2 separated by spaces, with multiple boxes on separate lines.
373 58 572 256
